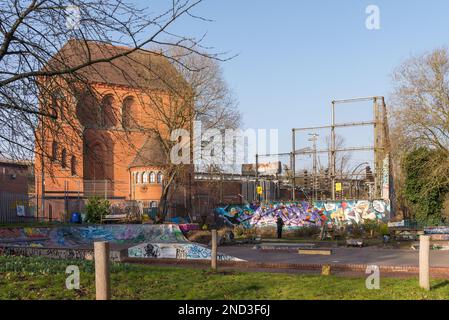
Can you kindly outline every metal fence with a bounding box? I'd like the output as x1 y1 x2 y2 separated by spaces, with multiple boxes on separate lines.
0 192 36 224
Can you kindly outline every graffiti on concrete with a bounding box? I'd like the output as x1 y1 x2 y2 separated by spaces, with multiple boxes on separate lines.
424 226 449 234
217 200 390 229
0 224 189 248
178 224 200 233
424 226 449 240
128 243 243 261
0 246 94 260
0 224 243 262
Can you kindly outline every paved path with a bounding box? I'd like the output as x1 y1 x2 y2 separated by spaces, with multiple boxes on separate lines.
219 245 449 267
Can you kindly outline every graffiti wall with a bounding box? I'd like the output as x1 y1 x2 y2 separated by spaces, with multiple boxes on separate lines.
128 242 243 261
218 200 391 229
0 224 189 248
424 226 449 240
0 246 94 260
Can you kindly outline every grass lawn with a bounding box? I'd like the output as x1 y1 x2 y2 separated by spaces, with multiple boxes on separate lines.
0 256 448 300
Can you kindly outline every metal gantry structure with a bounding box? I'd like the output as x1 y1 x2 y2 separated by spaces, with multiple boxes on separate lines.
291 96 390 201
228 96 390 201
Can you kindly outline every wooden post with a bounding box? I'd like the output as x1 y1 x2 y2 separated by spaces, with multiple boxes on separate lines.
211 229 218 271
419 235 430 291
94 241 111 300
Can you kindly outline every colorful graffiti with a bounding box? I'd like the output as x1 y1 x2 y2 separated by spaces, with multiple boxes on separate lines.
424 226 449 234
424 227 449 241
178 224 200 233
128 242 243 261
217 200 391 229
0 224 189 248
0 224 243 262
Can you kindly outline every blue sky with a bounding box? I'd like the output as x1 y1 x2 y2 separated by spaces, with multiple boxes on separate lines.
137 0 449 169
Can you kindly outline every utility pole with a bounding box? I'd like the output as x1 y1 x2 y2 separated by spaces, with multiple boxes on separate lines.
373 97 379 198
330 101 336 200
308 133 319 202
40 114 45 221
291 129 296 201
255 153 259 202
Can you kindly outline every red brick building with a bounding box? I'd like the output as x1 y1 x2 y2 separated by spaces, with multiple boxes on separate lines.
34 40 193 221
0 159 31 195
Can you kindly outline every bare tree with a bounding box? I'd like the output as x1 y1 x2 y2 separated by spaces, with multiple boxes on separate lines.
391 47 449 154
325 134 352 178
390 47 449 218
129 48 241 216
171 46 241 174
0 0 213 163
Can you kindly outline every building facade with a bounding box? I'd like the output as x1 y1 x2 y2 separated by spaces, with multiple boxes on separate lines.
34 40 192 221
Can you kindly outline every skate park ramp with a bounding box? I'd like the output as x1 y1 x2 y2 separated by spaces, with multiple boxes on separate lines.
0 224 243 262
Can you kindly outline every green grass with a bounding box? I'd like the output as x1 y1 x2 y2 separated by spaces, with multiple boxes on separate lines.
0 256 448 300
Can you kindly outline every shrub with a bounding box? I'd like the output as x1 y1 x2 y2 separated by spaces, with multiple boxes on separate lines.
85 197 110 223
379 222 390 236
234 225 258 239
292 226 321 238
363 220 379 238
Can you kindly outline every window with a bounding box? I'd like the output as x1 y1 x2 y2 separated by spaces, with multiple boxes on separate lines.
50 89 63 119
61 149 67 168
51 141 58 162
100 94 116 127
142 172 149 184
122 96 138 129
157 172 163 184
151 201 158 208
71 156 77 176
149 172 156 183
136 172 142 184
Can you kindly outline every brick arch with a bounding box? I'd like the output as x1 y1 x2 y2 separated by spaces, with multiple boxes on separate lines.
86 141 106 180
122 95 139 129
83 133 115 181
100 93 117 128
50 88 64 118
76 88 100 127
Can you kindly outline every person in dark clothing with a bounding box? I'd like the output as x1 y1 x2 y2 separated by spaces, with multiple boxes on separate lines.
276 217 284 239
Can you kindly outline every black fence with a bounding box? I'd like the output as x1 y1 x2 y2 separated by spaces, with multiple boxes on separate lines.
0 192 36 224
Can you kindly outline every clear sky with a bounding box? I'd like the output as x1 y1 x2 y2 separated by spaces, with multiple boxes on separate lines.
136 0 449 169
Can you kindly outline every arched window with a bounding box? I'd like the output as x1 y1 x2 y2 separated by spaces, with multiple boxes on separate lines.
142 172 149 184
100 94 116 127
50 89 64 119
136 172 142 184
87 142 107 180
61 149 67 168
122 96 138 129
149 172 156 183
76 89 100 127
51 141 58 162
71 156 77 176
157 172 163 184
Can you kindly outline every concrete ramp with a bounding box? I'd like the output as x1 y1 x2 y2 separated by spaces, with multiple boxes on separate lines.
128 243 244 261
0 224 243 262
0 224 188 248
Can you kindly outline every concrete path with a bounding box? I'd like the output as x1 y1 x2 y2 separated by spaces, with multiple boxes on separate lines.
219 245 449 267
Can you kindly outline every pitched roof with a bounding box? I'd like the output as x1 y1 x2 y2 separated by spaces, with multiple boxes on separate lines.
129 134 168 168
46 39 188 91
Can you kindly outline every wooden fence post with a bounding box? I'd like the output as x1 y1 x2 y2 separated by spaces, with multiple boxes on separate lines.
419 235 430 291
211 229 218 271
94 241 111 300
